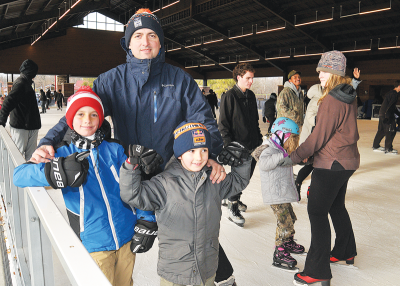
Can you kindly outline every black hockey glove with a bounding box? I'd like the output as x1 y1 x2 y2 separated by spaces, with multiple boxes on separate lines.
129 145 164 174
217 142 250 167
131 220 158 253
44 151 90 189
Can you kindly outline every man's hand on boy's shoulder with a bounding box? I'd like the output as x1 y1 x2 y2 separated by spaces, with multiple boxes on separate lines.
207 159 226 184
30 145 55 163
128 145 164 175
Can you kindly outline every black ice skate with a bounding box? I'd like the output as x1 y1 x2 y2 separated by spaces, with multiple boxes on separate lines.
330 256 358 269
283 236 305 255
237 200 247 212
272 246 299 272
227 201 245 227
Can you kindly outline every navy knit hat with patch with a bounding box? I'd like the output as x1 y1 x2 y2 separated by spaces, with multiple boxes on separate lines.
173 122 211 158
316 50 346 77
124 8 164 49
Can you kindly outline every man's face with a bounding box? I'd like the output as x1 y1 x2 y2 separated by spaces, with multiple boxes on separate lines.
289 74 302 88
237 71 254 91
129 28 161 59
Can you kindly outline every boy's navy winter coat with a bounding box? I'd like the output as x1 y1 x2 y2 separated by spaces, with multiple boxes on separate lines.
13 137 151 253
37 41 223 168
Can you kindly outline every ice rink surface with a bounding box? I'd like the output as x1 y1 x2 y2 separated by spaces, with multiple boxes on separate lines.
33 108 399 286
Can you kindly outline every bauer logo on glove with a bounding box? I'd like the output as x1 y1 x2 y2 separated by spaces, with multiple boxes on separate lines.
129 144 164 174
45 151 90 189
131 220 158 253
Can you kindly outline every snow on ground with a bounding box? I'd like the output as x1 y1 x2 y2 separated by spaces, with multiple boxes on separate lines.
35 108 400 286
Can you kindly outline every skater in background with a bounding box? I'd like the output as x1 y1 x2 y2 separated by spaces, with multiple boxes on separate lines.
56 89 64 111
206 89 219 118
120 122 252 286
262 93 277 134
218 63 263 227
295 68 361 200
40 89 46 113
252 117 305 272
278 50 360 285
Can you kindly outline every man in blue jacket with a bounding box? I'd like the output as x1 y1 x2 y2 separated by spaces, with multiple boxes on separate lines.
31 8 237 286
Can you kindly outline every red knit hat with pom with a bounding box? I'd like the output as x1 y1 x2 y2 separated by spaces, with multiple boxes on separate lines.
65 86 104 130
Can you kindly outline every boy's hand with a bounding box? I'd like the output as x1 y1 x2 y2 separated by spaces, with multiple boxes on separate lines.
129 145 164 174
217 142 250 167
44 151 90 189
131 220 158 253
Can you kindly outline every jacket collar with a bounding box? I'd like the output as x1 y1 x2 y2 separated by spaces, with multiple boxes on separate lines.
164 156 210 186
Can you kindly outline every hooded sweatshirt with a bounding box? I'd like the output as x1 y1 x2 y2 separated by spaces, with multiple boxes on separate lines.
291 84 360 170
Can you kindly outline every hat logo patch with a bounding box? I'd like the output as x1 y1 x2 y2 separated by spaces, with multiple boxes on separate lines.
192 130 206 146
134 18 142 28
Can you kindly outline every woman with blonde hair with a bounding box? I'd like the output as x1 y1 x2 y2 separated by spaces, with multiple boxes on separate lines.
278 50 360 285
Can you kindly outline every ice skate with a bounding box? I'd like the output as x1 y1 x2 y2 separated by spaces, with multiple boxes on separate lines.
330 256 358 269
222 199 228 206
272 246 299 272
283 236 305 255
228 201 245 227
214 275 236 286
293 272 330 285
237 200 247 212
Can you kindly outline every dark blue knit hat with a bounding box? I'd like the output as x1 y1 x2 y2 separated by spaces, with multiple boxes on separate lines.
124 9 164 49
173 122 211 158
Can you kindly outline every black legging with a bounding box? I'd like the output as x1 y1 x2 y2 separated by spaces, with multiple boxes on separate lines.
304 167 356 279
296 163 314 185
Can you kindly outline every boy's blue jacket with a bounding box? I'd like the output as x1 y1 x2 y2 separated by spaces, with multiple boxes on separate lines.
38 40 223 169
14 136 154 253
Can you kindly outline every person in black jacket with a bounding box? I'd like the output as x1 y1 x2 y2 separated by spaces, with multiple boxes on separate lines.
56 89 64 111
206 89 219 118
372 80 400 154
218 63 262 227
0 59 41 160
39 89 46 113
45 89 51 109
262 93 277 133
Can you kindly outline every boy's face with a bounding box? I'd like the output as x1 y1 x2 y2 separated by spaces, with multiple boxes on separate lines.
178 148 209 172
73 106 99 137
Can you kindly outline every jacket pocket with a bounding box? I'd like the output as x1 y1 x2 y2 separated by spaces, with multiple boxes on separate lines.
159 202 183 229
159 244 192 260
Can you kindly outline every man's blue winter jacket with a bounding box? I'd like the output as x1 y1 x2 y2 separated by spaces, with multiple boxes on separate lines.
38 39 223 169
13 139 152 253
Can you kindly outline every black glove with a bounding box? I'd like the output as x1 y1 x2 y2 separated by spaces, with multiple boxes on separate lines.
383 117 389 124
45 151 90 189
277 156 294 167
129 145 164 174
217 142 250 167
131 220 158 253
262 117 266 123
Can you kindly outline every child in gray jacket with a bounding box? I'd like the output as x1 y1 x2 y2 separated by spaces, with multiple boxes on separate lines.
252 117 305 272
120 121 251 286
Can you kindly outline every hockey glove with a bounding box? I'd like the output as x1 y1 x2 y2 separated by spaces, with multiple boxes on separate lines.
44 151 90 189
131 220 158 253
217 142 250 167
129 145 164 174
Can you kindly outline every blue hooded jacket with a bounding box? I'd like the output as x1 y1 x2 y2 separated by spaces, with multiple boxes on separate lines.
39 38 223 169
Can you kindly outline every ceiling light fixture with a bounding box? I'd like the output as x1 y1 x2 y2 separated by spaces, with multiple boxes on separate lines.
229 26 253 39
153 0 180 13
378 36 398 50
295 8 334 27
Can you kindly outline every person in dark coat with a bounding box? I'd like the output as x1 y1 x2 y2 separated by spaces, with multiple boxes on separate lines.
45 89 51 109
218 62 263 227
0 59 41 160
39 89 46 113
262 93 277 133
206 89 219 118
372 80 400 154
56 89 64 111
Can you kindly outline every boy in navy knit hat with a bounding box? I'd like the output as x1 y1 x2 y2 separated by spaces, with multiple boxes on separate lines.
120 121 252 286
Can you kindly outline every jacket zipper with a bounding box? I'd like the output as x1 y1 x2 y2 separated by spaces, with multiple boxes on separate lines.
89 150 119 249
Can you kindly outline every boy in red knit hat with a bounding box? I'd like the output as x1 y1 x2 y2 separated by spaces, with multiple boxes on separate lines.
13 86 156 286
